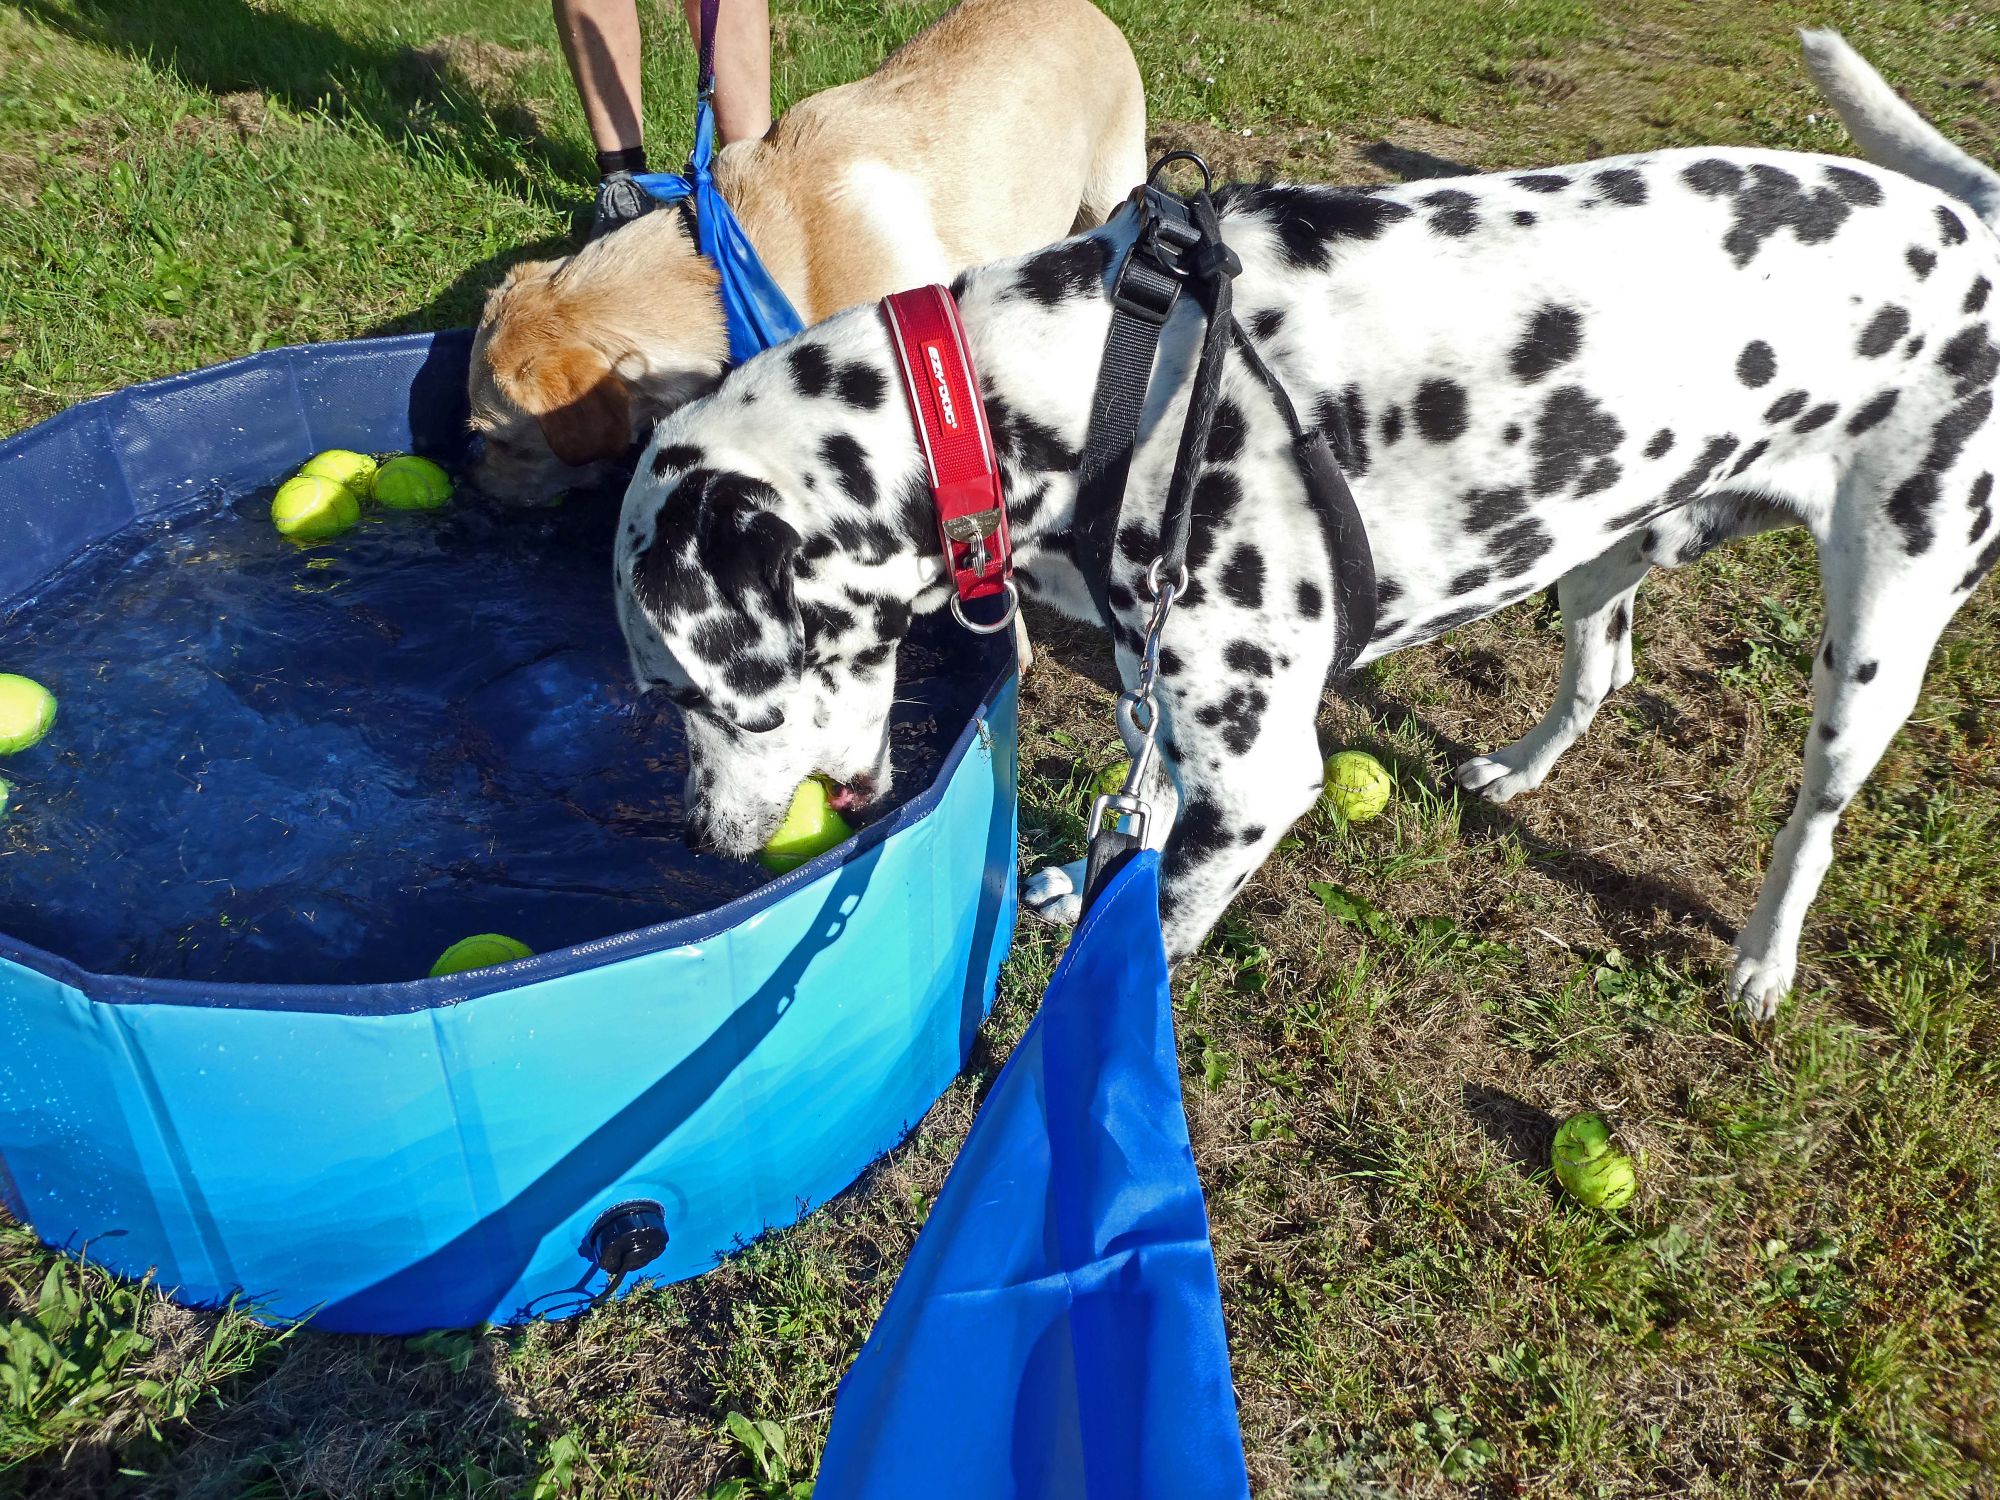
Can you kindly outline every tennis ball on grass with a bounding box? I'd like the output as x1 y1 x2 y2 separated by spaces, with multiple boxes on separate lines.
1091 760 1131 799
0 674 57 754
371 455 453 511
1320 749 1392 824
760 777 854 874
297 449 378 492
430 932 534 978
1551 1111 1638 1210
272 474 362 542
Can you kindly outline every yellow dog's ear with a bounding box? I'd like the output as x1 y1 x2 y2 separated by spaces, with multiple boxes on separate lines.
521 343 634 467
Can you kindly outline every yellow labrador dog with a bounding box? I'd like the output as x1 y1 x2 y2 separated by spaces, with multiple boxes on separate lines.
468 0 1146 503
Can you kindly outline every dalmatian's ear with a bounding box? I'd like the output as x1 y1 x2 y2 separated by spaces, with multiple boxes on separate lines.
632 468 804 733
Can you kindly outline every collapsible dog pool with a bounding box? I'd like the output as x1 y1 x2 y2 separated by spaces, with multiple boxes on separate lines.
0 332 1018 1333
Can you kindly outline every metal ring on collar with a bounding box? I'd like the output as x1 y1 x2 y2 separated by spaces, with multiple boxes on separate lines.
1144 557 1191 601
1147 149 1215 195
949 579 1020 635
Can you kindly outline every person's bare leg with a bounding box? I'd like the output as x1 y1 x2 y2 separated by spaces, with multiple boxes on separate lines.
553 0 646 154
683 0 771 144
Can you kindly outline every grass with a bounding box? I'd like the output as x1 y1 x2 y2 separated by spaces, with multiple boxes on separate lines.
3 0 2000 1494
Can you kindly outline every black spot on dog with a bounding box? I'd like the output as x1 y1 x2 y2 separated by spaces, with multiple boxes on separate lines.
1822 640 1839 673
1814 792 1848 816
1819 724 1838 743
1794 403 1839 434
1297 580 1324 618
1504 423 1522 444
820 433 876 506
835 363 887 410
1846 390 1899 434
1736 341 1777 387
1314 387 1371 476
789 344 833 398
1224 640 1273 676
1380 404 1405 446
1414 378 1469 442
1907 246 1938 280
1015 237 1112 306
948 271 971 301
1906 336 1927 361
1206 400 1247 463
1449 566 1490 595
1195 683 1269 755
650 443 703 477
1711 163 1860 267
1182 467 1243 583
1423 189 1479 236
983 392 1079 473
1220 184 1414 270
1159 646 1185 676
1888 389 1996 553
1969 473 1995 544
692 614 759 662
1763 390 1808 423
1938 205 1969 245
1824 165 1883 205
1967 277 1992 315
1962 530 2000 591
1575 458 1622 497
1607 602 1629 643
1509 304 1585 383
1855 661 1879 683
1513 210 1536 227
1164 800 1232 886
1645 428 1675 460
1530 385 1624 495
1376 578 1403 609
1729 439 1770 477
1663 435 1741 507
1220 544 1266 608
1939 323 2000 398
1249 307 1286 341
1515 173 1570 193
1594 168 1647 205
1490 518 1554 577
1683 159 1744 196
1857 304 1910 358
1464 486 1528 532
798 601 857 643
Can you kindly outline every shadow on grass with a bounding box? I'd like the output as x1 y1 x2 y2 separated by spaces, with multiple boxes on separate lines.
24 0 596 188
1459 1082 1558 1175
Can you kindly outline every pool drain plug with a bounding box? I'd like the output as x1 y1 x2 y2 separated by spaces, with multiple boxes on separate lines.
583 1200 669 1303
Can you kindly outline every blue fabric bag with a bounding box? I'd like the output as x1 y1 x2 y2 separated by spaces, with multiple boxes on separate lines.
815 851 1251 1499
633 97 805 366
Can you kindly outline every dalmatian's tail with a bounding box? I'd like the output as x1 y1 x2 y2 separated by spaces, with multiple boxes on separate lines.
1800 28 2000 230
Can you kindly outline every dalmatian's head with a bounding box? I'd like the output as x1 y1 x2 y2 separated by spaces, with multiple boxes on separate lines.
614 427 935 859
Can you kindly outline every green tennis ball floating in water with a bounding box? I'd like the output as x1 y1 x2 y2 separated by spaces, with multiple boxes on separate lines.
271 474 362 542
430 932 534 978
1320 749 1393 824
297 449 379 492
1551 1111 1638 1210
0 674 57 755
760 777 855 874
371 455 454 511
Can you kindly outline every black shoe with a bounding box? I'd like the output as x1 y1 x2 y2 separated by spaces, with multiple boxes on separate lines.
588 171 658 241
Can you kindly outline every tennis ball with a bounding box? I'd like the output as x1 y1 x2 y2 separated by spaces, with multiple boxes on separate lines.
297 449 378 492
760 777 855 874
1321 749 1392 823
371 454 454 511
1552 1111 1638 1210
0 674 57 754
429 932 534 978
1091 759 1131 799
271 474 362 542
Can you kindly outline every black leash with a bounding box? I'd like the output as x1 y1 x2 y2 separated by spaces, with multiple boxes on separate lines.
1077 154 1378 910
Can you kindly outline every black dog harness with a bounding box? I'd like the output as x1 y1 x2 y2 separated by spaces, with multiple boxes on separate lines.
1075 154 1379 903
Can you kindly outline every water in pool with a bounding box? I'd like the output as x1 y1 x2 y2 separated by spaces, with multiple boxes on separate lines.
0 483 968 986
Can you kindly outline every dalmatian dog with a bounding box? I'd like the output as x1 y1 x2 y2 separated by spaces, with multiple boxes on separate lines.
616 34 2000 1021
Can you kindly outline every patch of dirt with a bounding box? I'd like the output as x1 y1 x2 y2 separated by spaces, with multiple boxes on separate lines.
407 37 538 100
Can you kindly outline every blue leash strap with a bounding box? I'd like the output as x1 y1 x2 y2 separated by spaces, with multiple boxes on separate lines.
632 0 805 365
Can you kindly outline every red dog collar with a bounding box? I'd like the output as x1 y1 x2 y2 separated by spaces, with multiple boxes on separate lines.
880 285 1017 634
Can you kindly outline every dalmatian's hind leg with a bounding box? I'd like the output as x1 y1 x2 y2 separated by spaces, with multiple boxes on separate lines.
1731 525 1977 1020
1455 536 1652 804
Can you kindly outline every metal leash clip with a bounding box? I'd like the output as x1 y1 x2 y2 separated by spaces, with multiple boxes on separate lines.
1083 560 1182 885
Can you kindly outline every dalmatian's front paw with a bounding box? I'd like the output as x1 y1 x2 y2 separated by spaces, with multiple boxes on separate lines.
1729 949 1795 1023
1453 753 1542 805
1022 860 1085 928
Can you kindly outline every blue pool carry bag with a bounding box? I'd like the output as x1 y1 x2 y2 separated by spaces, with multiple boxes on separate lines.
815 851 1251 1499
